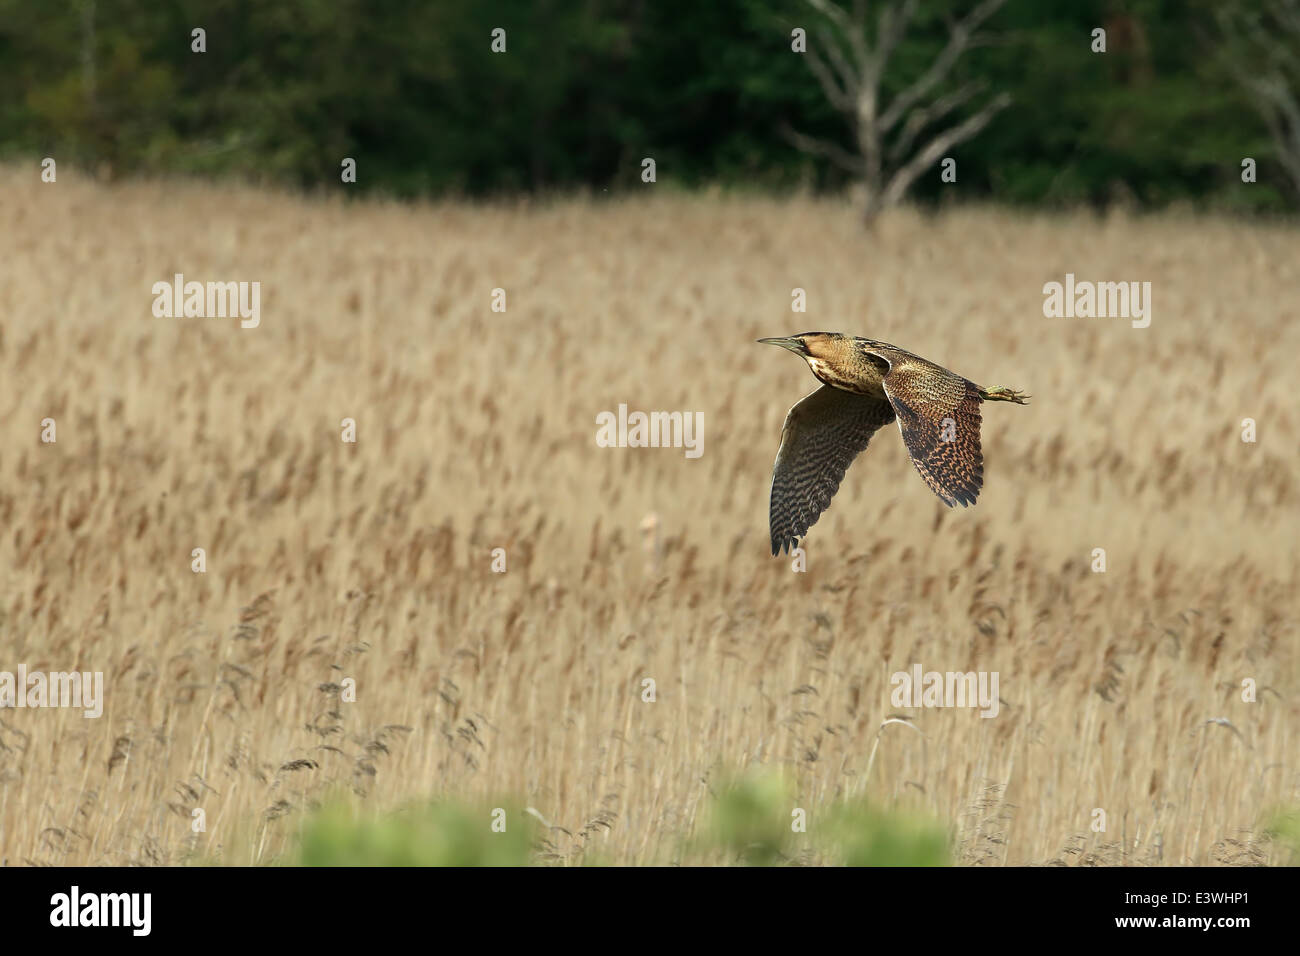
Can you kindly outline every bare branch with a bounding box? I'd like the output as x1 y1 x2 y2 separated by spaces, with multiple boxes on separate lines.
1239 9 1298 71
887 80 985 164
805 42 854 112
779 123 867 174
881 92 1010 206
878 0 1006 133
804 0 853 33
815 26 860 101
872 0 919 85
1252 77 1300 138
805 0 870 75
1252 81 1300 193
1216 0 1300 198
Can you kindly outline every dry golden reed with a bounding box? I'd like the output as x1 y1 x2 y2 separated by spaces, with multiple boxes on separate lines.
0 164 1296 865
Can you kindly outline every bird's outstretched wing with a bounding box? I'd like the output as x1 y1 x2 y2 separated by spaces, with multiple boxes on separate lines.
862 346 984 507
769 384 896 555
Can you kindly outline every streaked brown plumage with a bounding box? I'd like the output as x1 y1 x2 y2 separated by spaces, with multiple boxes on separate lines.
760 332 1029 555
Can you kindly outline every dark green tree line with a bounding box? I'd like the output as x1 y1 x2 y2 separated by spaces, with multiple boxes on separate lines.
0 0 1291 213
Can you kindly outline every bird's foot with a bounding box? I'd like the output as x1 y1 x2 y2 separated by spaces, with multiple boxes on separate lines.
982 386 1030 404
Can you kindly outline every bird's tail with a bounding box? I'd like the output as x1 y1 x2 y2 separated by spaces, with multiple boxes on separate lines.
978 386 1030 404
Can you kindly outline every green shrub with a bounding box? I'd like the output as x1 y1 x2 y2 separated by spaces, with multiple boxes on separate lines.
697 773 950 866
295 801 535 867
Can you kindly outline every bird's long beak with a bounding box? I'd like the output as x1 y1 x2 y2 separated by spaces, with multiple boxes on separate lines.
757 336 804 354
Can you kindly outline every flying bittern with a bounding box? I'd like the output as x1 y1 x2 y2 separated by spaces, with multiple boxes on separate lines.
759 332 1028 555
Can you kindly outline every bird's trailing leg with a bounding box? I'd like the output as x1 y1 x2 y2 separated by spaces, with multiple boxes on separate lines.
979 385 1030 404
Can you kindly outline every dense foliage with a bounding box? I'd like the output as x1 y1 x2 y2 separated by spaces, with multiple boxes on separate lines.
0 0 1291 212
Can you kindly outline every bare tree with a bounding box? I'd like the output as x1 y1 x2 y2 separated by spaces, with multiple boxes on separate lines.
1216 1 1300 203
784 0 1010 225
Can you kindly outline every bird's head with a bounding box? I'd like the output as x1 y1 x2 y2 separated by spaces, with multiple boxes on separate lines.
757 332 846 362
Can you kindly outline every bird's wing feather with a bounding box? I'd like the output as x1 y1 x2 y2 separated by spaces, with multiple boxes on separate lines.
864 348 984 508
768 385 896 555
